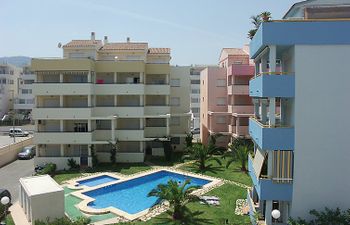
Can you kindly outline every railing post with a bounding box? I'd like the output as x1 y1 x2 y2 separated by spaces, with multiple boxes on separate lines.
269 45 277 73
269 97 276 127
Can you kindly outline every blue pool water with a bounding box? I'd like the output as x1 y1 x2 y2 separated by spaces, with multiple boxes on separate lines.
84 171 211 214
77 175 118 187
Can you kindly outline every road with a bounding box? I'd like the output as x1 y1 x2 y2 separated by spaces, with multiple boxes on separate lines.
0 159 34 201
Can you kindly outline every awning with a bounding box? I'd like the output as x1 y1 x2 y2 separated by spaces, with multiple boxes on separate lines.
253 149 266 178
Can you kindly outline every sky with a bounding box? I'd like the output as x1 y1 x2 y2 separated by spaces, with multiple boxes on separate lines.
1 0 297 65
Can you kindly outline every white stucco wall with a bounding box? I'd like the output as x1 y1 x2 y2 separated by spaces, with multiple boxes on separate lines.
291 45 350 219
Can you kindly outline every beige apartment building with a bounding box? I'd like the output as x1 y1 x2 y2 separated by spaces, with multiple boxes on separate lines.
31 33 190 170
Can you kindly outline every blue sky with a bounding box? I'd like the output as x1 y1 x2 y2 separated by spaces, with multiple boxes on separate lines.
1 0 296 65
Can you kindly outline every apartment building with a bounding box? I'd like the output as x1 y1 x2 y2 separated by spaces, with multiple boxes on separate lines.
0 64 20 118
14 65 36 117
220 48 254 140
200 47 254 146
189 66 204 129
31 33 190 170
200 66 229 146
247 1 350 224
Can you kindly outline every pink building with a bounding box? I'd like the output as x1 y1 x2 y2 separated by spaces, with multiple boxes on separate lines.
200 47 254 146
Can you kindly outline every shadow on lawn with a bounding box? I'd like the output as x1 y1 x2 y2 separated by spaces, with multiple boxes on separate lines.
152 209 214 225
186 163 224 175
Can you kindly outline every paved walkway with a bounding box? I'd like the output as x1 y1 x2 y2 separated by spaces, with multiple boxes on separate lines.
9 201 31 225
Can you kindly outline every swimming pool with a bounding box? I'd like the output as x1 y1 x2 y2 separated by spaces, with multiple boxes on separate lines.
83 170 211 214
77 175 118 187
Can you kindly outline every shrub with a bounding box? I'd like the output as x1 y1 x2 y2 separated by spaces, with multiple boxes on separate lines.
36 163 56 175
90 145 98 167
288 207 350 225
67 158 79 170
35 216 90 225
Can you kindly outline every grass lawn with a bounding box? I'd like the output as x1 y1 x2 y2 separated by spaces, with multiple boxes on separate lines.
179 157 252 186
53 162 151 184
145 152 188 167
118 184 251 225
5 215 15 225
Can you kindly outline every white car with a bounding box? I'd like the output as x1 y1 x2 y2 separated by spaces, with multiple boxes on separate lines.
8 128 29 137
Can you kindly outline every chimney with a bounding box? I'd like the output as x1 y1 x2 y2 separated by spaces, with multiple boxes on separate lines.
126 37 130 43
104 36 108 44
91 32 95 41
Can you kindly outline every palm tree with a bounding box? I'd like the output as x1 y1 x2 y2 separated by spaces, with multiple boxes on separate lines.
148 179 200 220
186 142 224 171
185 132 193 149
250 15 262 29
260 11 272 22
225 139 253 172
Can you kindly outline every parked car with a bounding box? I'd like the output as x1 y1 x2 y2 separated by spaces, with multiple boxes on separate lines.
8 128 29 137
18 145 36 159
191 128 200 134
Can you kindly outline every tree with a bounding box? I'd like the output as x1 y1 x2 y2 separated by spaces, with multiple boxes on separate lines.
186 142 224 171
148 179 200 220
185 132 193 149
225 138 253 172
90 145 98 168
108 141 117 164
288 207 350 225
260 11 272 22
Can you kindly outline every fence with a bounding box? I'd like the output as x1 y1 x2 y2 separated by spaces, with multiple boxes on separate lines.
0 137 33 168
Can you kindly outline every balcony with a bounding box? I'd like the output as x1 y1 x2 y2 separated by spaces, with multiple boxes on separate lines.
146 64 170 74
228 84 249 96
95 83 144 95
248 155 293 201
95 61 144 73
249 117 294 150
228 105 254 114
249 73 295 98
145 84 170 95
31 58 94 71
34 131 93 144
94 129 144 141
32 83 93 95
228 125 249 137
144 127 167 138
250 20 350 58
32 107 92 119
227 64 255 76
93 106 144 117
144 106 170 116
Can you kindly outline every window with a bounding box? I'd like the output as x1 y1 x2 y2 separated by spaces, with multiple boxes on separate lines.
170 97 180 106
24 80 34 84
170 79 180 87
22 89 32 94
192 108 199 113
216 97 226 106
171 137 180 144
9 80 14 84
191 80 200 84
233 61 243 65
26 99 34 104
216 79 226 87
170 117 180 126
191 89 200 94
216 116 226 124
191 97 199 103
19 99 25 104
1 79 6 84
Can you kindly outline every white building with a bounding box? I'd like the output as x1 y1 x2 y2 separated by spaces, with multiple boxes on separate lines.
0 64 20 119
14 65 36 117
189 66 203 129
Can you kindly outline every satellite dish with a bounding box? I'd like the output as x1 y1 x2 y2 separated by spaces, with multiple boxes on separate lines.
57 42 62 48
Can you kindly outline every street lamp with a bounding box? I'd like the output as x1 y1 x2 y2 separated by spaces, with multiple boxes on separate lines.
271 209 281 223
1 196 10 224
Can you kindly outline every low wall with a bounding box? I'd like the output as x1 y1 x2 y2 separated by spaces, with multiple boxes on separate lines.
0 137 33 168
97 152 145 163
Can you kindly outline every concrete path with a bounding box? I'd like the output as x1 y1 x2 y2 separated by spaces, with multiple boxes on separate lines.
9 201 31 225
0 158 34 201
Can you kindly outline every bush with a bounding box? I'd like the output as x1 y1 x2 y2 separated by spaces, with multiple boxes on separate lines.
36 163 56 175
67 158 79 170
90 145 98 167
288 207 350 225
35 216 90 225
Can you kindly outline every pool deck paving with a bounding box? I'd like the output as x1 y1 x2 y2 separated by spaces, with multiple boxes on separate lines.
9 202 31 225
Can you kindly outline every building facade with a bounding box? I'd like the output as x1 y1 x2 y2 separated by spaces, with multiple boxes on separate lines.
31 33 190 170
247 1 350 224
14 65 36 117
0 64 20 118
189 66 205 130
200 48 254 146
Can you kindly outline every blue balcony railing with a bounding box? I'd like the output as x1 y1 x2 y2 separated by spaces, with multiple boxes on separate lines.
249 117 294 150
248 155 293 201
249 74 295 98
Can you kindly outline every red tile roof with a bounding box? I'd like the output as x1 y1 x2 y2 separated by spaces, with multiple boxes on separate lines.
222 48 248 56
148 48 171 54
100 42 148 51
63 40 102 48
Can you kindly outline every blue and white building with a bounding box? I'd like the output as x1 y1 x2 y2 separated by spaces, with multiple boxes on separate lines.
247 1 350 224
